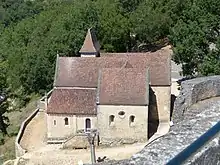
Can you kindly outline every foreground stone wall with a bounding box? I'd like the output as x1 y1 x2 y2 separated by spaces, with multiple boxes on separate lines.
173 75 220 124
191 142 220 165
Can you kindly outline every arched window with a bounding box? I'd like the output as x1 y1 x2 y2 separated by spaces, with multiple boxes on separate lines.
64 117 69 125
129 115 135 126
109 115 115 126
85 118 91 132
53 120 56 125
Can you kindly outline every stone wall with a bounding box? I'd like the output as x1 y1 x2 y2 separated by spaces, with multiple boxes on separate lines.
15 108 39 158
150 86 171 124
191 142 220 165
173 75 220 123
148 86 171 138
97 105 148 146
47 114 97 139
47 114 76 139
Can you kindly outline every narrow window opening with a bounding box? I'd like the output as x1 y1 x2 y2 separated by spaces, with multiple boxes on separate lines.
64 117 69 125
109 115 115 126
53 120 56 125
85 118 91 132
129 115 135 126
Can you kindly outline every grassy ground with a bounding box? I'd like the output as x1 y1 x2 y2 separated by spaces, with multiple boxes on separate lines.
0 96 40 162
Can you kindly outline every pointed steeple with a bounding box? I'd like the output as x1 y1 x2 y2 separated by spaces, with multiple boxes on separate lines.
79 28 100 57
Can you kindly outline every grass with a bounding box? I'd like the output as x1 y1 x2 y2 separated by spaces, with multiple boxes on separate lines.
0 95 40 162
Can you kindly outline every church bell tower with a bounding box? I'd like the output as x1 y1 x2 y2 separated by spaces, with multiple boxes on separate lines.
79 28 100 57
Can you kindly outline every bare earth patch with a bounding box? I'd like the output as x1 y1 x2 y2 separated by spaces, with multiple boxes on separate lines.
20 111 47 152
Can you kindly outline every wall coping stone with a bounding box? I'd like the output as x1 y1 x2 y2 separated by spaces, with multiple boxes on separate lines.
173 75 220 123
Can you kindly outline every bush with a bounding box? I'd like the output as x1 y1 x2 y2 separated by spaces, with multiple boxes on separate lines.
0 132 5 145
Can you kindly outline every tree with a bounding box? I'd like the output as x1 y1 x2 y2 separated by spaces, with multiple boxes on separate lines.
169 0 220 76
0 60 9 135
0 0 45 28
95 0 130 52
0 0 100 95
130 0 172 50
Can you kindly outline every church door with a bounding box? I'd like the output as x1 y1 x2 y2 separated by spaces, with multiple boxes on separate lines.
85 118 91 132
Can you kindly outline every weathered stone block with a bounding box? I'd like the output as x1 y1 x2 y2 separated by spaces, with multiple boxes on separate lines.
173 76 220 124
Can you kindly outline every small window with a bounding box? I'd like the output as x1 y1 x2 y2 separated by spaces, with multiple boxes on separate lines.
64 117 69 125
109 115 115 126
53 120 56 125
118 111 125 118
85 118 91 132
129 115 135 126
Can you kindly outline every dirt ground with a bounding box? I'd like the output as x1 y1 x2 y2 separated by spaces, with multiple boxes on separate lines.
19 111 47 152
21 142 145 165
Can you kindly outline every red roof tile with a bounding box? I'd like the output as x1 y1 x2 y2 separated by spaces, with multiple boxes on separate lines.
47 88 97 115
98 68 149 105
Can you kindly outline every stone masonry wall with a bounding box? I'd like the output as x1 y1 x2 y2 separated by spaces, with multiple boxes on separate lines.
173 75 220 124
97 105 148 146
149 86 171 123
47 114 97 139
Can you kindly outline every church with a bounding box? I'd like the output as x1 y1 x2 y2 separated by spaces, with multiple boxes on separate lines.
45 28 171 146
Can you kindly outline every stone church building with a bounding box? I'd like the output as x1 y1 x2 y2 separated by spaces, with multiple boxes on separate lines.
46 28 171 146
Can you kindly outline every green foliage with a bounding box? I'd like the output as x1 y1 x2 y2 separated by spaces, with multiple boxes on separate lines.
131 0 172 45
0 132 4 145
1 0 99 94
0 60 9 135
0 0 45 28
169 0 220 76
96 0 130 52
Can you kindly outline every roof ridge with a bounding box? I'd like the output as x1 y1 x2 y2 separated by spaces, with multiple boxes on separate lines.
53 53 59 86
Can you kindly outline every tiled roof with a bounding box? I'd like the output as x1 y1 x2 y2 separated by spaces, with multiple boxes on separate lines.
79 28 100 54
55 49 171 87
47 88 97 115
100 49 171 85
54 57 128 87
98 68 149 105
